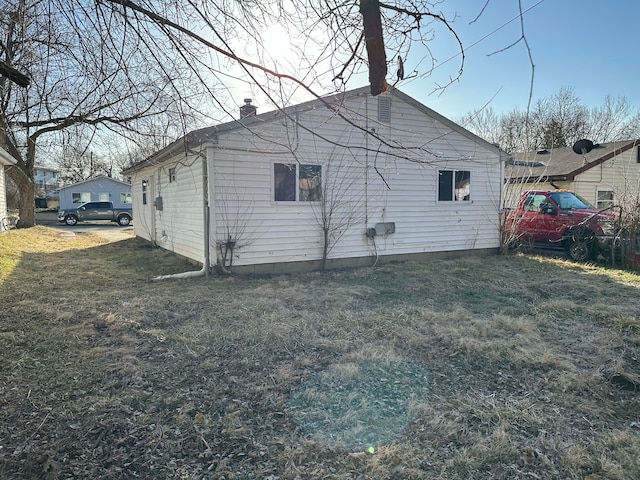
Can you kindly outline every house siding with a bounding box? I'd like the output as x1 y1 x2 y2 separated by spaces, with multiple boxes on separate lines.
572 146 640 207
209 91 502 269
0 148 15 232
129 151 206 264
0 164 7 230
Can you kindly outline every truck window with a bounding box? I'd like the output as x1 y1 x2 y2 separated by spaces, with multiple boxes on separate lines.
548 192 593 210
523 194 547 212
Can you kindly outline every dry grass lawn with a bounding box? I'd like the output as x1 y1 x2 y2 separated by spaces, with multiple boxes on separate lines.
1 226 639 479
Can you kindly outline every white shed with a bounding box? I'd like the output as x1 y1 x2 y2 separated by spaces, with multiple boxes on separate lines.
123 87 507 274
57 175 132 211
0 147 17 232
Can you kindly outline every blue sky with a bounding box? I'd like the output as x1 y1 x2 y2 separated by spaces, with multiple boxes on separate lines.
398 0 640 120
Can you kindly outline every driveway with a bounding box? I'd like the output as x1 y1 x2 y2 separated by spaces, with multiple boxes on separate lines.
50 223 135 242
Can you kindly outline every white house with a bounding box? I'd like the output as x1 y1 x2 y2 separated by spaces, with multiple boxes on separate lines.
34 165 59 193
57 175 132 211
0 147 17 232
123 87 507 274
506 140 640 209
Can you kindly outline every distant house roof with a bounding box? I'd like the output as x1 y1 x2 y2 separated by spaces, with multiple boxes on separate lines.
58 175 131 191
0 147 16 166
34 164 59 173
507 140 640 183
123 86 505 175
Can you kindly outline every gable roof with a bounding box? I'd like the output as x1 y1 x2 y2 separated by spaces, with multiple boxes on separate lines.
507 140 640 182
58 175 131 191
123 86 504 174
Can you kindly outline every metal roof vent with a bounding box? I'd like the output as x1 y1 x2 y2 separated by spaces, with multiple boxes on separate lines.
240 98 257 119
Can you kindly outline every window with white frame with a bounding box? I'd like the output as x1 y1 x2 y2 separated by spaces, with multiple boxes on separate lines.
438 170 471 201
72 192 91 203
274 163 322 202
120 192 132 204
596 188 614 209
99 193 109 201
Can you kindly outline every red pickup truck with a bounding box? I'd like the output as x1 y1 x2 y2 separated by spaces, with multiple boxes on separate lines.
504 190 619 262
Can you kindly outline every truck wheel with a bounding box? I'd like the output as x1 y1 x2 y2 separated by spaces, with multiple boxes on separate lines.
565 227 597 262
117 215 131 227
64 215 78 226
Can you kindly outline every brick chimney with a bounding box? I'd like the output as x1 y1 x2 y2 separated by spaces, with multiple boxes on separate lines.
239 98 256 118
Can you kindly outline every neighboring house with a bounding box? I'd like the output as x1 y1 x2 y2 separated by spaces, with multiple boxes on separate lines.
122 86 507 274
58 175 132 211
506 140 640 209
0 147 17 232
34 164 60 202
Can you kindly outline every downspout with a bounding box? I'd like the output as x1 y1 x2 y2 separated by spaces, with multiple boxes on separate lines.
151 148 211 281
202 152 210 277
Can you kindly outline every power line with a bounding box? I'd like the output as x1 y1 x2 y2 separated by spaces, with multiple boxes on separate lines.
433 0 546 71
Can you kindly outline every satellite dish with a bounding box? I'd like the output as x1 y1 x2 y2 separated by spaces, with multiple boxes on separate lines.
572 139 594 155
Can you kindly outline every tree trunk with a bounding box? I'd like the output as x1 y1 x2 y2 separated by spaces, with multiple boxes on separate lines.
321 226 330 271
359 0 388 96
0 132 36 228
7 166 35 228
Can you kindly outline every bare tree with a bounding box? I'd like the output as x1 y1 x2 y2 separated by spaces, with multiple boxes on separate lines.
57 147 114 185
309 145 367 271
3 0 532 228
463 87 640 154
0 0 211 227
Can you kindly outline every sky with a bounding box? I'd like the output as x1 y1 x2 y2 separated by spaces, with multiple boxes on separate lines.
399 0 640 121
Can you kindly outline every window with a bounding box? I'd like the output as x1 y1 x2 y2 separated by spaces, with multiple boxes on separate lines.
142 181 147 205
522 193 548 212
168 167 176 183
274 163 322 202
121 192 132 204
378 96 391 122
548 191 593 210
596 188 614 209
438 170 471 201
72 192 91 203
99 193 109 201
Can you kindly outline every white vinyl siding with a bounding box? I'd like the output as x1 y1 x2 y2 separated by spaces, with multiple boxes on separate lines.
573 147 640 209
127 90 503 270
0 165 7 230
210 92 502 268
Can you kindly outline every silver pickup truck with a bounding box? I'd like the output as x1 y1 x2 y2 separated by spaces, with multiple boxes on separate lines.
58 201 133 227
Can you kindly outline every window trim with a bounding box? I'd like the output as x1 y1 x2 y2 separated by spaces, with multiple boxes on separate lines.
272 162 322 203
72 192 91 203
596 187 614 209
437 169 471 202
